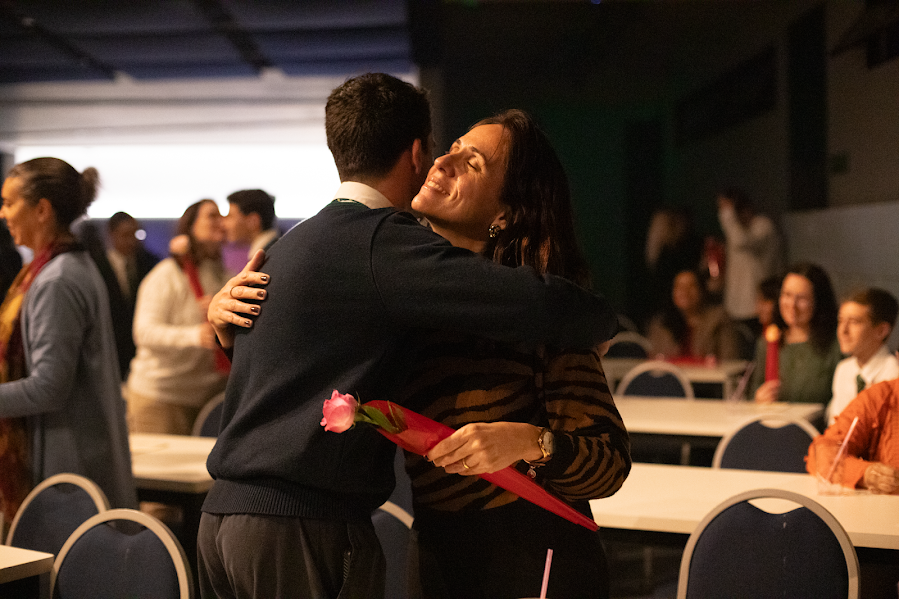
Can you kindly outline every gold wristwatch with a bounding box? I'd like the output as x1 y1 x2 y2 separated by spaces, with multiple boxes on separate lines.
525 427 554 478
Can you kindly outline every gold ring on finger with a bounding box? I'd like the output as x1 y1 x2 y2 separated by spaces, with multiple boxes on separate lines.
462 458 470 469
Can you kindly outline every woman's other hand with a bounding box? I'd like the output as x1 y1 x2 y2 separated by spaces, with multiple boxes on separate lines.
754 379 780 404
427 422 544 475
863 463 899 494
207 250 269 348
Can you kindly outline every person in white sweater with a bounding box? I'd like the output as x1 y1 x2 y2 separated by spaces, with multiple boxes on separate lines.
827 287 899 425
125 199 230 435
716 188 783 326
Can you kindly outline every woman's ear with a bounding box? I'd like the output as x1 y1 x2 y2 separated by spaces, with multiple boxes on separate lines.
491 209 508 232
36 197 54 224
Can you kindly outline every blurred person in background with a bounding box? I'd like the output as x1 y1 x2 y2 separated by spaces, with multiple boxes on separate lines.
646 268 739 362
105 212 158 379
716 187 783 330
644 206 703 324
223 189 278 258
124 199 229 436
749 263 841 405
0 221 22 300
0 157 136 522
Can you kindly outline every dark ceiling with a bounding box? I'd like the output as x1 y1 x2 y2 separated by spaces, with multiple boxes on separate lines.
0 0 412 84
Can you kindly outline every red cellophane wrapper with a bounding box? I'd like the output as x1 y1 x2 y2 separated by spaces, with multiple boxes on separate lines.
364 400 598 531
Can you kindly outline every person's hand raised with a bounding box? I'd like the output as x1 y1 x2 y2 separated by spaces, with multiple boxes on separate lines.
207 250 269 348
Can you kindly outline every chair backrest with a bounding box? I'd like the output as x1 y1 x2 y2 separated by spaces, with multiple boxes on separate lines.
373 501 413 599
616 360 694 398
387 446 414 515
712 415 819 472
51 508 193 599
677 488 859 599
192 391 225 437
6 473 110 554
606 331 654 358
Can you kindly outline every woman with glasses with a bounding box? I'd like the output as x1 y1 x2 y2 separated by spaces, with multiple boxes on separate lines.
749 262 841 404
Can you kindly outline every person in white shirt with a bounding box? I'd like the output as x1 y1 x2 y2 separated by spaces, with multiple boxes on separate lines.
716 188 783 326
827 288 899 425
223 189 278 258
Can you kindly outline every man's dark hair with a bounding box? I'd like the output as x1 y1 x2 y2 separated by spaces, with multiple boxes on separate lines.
107 211 136 233
227 189 276 230
325 73 431 181
845 287 899 330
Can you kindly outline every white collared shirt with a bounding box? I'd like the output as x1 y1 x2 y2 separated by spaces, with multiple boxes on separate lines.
332 182 394 210
827 344 899 425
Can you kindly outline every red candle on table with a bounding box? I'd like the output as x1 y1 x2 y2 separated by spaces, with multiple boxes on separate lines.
764 325 780 382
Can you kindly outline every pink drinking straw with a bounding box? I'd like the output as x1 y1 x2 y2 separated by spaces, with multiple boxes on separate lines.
540 548 553 599
824 416 859 483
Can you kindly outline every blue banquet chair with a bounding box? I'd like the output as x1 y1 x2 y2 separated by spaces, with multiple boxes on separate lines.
373 500 414 599
191 391 225 437
606 331 654 358
6 473 110 555
51 508 193 599
677 488 859 599
616 360 694 398
712 414 819 473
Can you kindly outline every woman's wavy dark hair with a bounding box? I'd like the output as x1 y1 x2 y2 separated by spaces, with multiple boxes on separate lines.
774 262 838 353
474 110 591 288
660 269 709 344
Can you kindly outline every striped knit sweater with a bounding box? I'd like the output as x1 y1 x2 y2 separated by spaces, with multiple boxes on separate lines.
400 332 631 513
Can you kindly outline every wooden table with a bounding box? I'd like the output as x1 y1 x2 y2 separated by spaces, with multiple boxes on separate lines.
0 545 54 598
590 463 899 550
604 358 749 398
130 433 216 580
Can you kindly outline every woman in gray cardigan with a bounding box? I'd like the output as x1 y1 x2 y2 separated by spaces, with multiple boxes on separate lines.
0 157 135 517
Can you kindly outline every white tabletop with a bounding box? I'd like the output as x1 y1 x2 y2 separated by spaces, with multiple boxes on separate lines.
604 358 748 385
0 545 54 585
614 397 824 437
590 463 899 550
130 433 216 494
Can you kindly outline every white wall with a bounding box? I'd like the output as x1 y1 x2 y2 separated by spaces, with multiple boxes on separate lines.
785 201 899 349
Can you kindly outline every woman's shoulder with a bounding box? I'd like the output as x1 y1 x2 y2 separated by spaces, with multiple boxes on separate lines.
36 251 98 286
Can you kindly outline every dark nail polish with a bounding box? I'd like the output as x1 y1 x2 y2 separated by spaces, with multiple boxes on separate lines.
244 319 252 326
257 290 266 299
250 306 260 314
260 275 269 282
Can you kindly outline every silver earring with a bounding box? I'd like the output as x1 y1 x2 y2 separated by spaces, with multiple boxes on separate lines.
488 224 500 238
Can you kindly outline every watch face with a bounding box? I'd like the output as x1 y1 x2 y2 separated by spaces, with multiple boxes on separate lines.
542 430 554 455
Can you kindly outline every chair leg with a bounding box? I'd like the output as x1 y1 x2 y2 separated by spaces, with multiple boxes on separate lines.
680 442 691 466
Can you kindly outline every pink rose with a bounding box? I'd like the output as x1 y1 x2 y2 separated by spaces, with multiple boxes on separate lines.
321 390 358 433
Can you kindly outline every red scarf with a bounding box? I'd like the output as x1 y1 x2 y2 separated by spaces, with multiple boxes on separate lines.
178 256 231 375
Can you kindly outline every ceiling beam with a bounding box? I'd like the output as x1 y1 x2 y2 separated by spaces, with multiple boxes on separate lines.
191 0 273 73
0 2 116 80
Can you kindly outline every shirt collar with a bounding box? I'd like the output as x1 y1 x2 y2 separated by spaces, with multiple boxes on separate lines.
333 182 394 210
859 344 894 380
